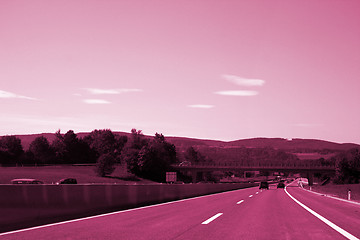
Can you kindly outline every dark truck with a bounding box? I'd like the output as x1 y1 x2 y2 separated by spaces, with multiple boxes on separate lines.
259 181 269 190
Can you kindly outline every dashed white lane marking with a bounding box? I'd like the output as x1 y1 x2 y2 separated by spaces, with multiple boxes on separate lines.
285 186 359 240
237 200 244 204
201 213 223 225
256 192 259 194
249 195 253 198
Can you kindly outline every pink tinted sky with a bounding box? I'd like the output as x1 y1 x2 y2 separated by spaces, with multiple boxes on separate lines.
1 0 360 144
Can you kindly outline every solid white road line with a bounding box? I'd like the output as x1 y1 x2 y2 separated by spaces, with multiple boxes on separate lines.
285 186 359 240
201 213 223 225
249 195 253 198
237 200 244 204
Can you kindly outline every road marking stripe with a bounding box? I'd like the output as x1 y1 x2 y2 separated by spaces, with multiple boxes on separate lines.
201 213 223 225
249 195 253 198
256 192 259 194
285 186 359 240
237 200 244 204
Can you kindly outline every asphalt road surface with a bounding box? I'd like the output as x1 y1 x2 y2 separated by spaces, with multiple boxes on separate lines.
1 181 359 240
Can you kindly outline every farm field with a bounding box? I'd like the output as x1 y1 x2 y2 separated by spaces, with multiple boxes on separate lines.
0 165 156 185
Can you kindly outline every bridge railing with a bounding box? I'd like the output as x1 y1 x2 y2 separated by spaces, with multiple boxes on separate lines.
174 162 336 169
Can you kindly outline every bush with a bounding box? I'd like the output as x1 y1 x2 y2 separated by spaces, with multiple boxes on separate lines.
95 153 116 177
333 149 360 184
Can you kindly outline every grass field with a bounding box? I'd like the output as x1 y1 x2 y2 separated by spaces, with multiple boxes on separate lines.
306 183 360 202
0 165 157 185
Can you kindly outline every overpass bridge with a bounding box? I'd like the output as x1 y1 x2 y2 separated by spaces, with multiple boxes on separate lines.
171 162 337 185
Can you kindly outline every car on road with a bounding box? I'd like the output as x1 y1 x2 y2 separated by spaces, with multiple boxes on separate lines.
11 178 44 184
56 178 77 185
277 182 285 188
179 161 191 166
259 181 269 190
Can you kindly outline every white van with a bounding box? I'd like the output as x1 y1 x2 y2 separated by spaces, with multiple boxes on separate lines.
11 178 44 184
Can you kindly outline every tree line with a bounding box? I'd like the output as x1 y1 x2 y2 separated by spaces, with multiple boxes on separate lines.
332 148 360 184
0 129 359 183
0 129 179 182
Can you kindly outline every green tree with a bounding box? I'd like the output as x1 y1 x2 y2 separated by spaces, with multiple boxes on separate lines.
115 135 128 161
95 153 116 177
135 133 177 182
334 149 360 184
121 129 148 174
22 150 35 165
129 128 148 149
51 130 95 164
0 135 24 165
51 130 66 162
29 136 55 164
184 146 205 164
86 129 116 155
84 129 127 163
123 148 142 175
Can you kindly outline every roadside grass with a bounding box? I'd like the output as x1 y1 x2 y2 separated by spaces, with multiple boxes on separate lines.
0 165 157 185
307 183 360 202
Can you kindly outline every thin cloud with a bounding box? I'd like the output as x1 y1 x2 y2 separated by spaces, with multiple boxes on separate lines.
222 74 265 87
83 99 111 104
291 123 323 127
215 90 259 96
188 104 214 109
0 90 37 100
1 115 84 128
84 88 143 95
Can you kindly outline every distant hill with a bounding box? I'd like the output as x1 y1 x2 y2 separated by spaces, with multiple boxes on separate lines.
5 132 360 156
13 133 59 151
4 132 360 151
226 138 359 151
165 136 226 149
13 131 138 150
1 132 360 162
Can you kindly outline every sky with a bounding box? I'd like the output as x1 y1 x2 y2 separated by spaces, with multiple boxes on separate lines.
1 0 360 144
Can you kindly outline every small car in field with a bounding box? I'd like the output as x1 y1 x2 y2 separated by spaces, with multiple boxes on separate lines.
11 178 44 184
179 161 191 166
277 182 285 188
56 178 77 185
259 181 269 190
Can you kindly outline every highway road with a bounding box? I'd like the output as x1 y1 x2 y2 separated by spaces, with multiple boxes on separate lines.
1 181 359 240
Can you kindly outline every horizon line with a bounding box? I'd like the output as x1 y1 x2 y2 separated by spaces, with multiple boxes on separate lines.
0 131 359 145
